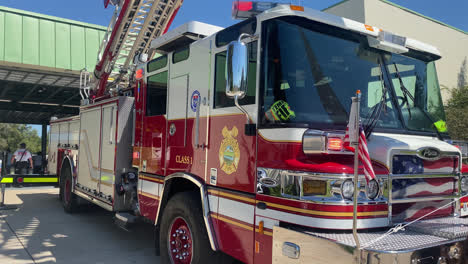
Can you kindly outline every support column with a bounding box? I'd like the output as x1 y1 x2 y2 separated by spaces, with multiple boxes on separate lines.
41 123 47 175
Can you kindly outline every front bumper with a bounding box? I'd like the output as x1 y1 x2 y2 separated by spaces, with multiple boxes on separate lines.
273 216 468 264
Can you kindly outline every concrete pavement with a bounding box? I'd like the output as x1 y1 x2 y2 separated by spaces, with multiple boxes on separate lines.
0 187 159 264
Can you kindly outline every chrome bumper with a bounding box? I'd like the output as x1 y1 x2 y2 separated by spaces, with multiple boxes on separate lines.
273 216 468 264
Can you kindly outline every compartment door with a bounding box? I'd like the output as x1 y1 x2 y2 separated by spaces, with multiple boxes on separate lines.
48 124 59 175
78 107 102 192
99 104 117 197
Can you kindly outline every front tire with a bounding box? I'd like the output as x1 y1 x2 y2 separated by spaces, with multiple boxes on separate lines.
60 167 77 213
160 192 216 264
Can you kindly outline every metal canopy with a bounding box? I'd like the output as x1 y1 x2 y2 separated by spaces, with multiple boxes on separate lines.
0 67 81 124
0 6 107 125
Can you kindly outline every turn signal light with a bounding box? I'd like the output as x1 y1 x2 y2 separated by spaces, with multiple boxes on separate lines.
327 138 343 151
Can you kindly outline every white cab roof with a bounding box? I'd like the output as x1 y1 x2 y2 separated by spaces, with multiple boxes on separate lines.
150 21 223 53
257 5 441 57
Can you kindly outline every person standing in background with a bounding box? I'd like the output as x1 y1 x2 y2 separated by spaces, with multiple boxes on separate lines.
11 143 33 174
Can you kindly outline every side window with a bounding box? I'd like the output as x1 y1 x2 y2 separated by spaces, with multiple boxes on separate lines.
173 47 190 64
214 41 257 108
146 71 168 116
147 55 168 72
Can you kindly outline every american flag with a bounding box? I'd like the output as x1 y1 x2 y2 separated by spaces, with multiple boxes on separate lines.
343 95 376 183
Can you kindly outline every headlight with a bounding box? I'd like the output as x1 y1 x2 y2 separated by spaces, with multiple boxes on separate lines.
366 179 379 200
461 177 468 193
341 180 354 200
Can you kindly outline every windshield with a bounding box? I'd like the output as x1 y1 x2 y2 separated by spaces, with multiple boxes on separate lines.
385 55 447 134
260 16 446 135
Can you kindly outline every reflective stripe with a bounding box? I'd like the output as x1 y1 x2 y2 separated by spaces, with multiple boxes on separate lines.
23 178 58 183
1 178 13 183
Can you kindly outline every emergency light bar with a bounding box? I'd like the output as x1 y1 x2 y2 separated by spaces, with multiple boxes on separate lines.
232 1 279 19
368 30 408 54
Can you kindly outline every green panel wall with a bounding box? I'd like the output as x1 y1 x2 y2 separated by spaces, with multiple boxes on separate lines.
71 26 85 71
39 19 55 68
85 28 100 71
0 12 4 61
0 6 106 71
23 16 39 65
4 12 22 63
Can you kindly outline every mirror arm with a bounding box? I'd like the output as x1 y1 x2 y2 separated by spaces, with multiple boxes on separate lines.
234 95 252 124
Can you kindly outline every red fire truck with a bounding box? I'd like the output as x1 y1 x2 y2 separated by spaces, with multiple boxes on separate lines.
48 1 468 263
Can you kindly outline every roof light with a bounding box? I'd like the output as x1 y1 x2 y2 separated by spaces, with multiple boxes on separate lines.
368 30 408 54
232 1 279 20
290 5 304 12
135 68 144 80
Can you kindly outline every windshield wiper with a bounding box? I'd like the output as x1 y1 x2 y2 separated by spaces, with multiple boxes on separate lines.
364 58 388 138
393 63 413 120
392 63 443 140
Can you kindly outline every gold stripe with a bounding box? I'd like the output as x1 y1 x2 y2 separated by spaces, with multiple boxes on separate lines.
214 191 255 204
255 228 273 236
263 201 388 217
138 191 159 200
139 175 163 183
211 214 253 232
23 178 58 183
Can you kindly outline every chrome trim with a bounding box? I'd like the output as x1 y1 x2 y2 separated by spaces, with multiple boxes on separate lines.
282 242 300 259
390 195 458 204
302 130 353 155
74 189 113 211
155 173 218 252
257 168 388 205
388 149 463 224
416 146 441 161
391 174 458 179
302 130 326 154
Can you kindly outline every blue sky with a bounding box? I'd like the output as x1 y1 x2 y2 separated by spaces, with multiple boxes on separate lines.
1 0 467 32
4 0 467 136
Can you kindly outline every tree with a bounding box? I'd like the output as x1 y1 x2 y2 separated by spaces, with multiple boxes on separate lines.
0 124 42 153
445 85 468 140
458 57 467 89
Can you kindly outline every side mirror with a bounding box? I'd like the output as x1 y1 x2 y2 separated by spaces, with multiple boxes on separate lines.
225 35 248 100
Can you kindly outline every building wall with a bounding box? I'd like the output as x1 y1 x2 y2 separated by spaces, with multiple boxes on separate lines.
325 0 468 102
364 0 468 101
323 0 365 23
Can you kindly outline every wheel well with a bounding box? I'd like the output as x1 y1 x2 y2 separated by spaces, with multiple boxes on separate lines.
60 157 72 178
157 177 200 226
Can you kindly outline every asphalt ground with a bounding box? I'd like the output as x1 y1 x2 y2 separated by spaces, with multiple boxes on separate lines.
0 187 158 264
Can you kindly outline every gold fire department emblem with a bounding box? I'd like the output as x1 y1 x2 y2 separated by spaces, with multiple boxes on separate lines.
219 126 240 175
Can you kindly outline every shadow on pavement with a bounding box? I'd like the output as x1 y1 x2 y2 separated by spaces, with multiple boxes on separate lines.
0 190 158 264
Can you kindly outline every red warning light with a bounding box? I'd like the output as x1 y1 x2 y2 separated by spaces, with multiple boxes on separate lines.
238 1 253 11
135 68 144 80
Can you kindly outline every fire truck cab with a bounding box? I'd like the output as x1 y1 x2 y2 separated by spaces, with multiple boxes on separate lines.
49 2 468 264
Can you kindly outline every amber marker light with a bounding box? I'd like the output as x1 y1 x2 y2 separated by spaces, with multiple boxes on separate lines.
328 138 344 151
290 5 304 11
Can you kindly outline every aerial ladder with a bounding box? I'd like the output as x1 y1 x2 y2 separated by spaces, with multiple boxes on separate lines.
80 0 183 102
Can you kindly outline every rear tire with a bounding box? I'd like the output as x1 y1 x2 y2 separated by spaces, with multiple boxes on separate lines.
159 192 217 264
60 166 77 213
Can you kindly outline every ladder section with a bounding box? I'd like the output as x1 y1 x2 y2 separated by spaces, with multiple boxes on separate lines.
94 0 183 97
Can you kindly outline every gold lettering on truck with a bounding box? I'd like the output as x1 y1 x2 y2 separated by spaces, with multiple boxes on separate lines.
176 155 193 164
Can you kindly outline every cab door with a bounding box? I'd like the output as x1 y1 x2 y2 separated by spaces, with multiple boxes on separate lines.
141 70 168 175
165 74 190 175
